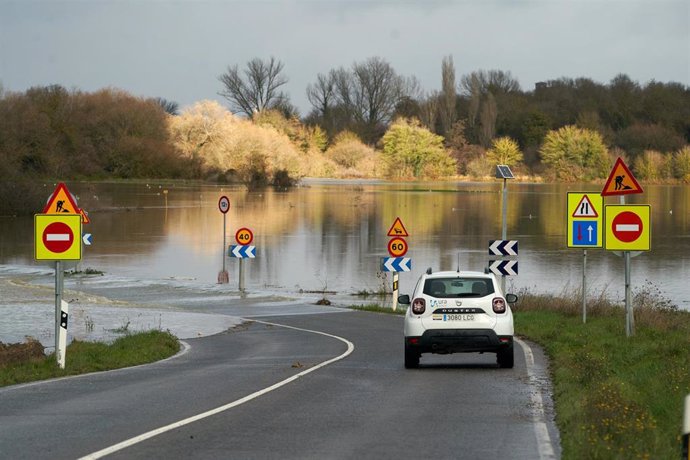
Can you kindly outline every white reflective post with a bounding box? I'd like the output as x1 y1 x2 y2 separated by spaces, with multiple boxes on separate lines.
392 272 399 311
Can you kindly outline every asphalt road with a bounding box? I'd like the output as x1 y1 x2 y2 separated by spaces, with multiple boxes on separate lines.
0 308 560 459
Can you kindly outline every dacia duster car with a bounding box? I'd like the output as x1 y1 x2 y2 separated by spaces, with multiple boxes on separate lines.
400 268 517 369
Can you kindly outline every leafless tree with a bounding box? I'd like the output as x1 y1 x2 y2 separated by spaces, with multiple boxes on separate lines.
439 55 456 137
218 57 289 117
306 70 339 137
332 57 409 143
418 91 440 131
306 70 337 118
152 97 179 116
479 92 497 147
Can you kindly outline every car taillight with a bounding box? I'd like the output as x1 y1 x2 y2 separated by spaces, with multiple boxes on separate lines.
411 298 426 315
492 297 506 314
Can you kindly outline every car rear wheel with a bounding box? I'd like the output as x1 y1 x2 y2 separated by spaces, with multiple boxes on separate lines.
497 344 514 368
404 344 420 369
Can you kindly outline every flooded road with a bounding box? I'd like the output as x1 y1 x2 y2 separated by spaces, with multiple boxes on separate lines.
1 179 688 344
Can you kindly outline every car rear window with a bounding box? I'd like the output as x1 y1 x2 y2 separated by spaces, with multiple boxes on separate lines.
422 278 495 298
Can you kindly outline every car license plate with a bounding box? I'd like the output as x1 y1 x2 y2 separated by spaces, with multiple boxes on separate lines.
445 314 474 321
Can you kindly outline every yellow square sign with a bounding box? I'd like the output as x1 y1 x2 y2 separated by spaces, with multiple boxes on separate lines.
604 205 651 251
567 192 603 248
35 214 82 260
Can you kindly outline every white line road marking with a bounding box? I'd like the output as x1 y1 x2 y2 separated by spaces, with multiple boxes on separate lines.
615 224 639 232
46 233 70 241
516 337 558 460
79 320 355 460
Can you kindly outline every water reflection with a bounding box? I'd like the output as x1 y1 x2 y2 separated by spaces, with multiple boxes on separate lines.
0 180 688 309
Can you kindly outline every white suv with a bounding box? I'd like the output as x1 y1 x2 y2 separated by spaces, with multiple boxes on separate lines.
400 268 517 369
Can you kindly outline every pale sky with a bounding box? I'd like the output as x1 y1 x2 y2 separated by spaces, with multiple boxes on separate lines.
1 0 688 116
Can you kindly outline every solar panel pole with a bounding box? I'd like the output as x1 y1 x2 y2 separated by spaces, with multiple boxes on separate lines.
501 177 508 293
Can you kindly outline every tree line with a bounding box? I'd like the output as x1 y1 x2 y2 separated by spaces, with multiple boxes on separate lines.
1 56 689 215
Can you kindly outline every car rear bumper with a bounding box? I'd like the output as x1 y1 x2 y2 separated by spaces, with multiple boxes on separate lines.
406 329 512 354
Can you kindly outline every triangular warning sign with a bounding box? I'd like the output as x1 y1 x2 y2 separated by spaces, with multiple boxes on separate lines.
387 217 409 237
572 195 599 218
42 182 89 223
601 157 643 196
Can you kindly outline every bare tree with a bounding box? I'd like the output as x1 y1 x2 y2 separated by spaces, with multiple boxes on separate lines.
152 97 179 116
439 55 456 137
479 92 497 147
306 70 339 137
218 57 289 117
333 57 409 143
306 70 337 117
418 91 440 131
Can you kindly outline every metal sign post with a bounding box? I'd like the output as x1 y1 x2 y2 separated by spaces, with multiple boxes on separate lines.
218 196 230 284
54 261 63 366
495 165 515 293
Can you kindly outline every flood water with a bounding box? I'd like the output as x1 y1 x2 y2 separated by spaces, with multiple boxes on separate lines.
1 179 688 329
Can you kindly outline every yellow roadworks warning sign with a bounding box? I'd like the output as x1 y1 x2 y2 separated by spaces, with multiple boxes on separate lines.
42 182 90 223
601 157 643 196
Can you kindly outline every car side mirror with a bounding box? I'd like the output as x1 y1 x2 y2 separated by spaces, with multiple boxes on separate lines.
505 294 518 304
398 294 410 305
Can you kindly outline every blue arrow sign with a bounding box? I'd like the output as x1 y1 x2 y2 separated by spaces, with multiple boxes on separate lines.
572 221 598 246
488 240 518 256
381 257 412 272
82 233 93 246
489 260 518 276
228 245 256 258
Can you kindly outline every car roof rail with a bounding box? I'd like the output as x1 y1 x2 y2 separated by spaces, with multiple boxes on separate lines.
426 267 433 275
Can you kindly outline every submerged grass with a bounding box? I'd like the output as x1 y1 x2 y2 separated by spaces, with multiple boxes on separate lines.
0 330 180 387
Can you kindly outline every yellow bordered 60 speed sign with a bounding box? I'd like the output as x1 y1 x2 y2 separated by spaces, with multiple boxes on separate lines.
604 205 651 251
35 214 82 260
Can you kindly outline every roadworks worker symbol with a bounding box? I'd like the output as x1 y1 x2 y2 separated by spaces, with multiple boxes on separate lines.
601 157 643 196
42 182 90 223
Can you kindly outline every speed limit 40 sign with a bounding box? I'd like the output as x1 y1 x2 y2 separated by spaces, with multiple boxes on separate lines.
235 227 254 245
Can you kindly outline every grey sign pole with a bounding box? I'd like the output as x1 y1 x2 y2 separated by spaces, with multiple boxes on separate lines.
496 165 514 293
239 258 246 292
582 249 587 324
618 195 635 337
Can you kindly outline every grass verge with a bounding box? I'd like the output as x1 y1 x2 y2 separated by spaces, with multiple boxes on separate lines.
516 289 690 460
353 289 690 459
0 330 180 387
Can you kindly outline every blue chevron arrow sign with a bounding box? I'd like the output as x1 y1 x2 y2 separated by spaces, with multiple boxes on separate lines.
488 239 519 256
489 260 518 276
228 245 256 258
381 257 412 272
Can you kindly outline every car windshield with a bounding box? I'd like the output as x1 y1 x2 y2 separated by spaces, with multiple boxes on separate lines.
422 278 495 298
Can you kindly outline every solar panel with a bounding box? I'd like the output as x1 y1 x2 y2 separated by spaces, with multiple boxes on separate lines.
495 165 514 179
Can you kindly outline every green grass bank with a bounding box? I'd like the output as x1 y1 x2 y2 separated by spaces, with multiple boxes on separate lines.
515 291 690 459
0 330 180 387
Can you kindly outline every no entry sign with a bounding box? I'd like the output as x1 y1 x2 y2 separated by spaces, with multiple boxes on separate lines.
35 214 82 260
612 211 643 243
604 205 651 251
43 222 74 253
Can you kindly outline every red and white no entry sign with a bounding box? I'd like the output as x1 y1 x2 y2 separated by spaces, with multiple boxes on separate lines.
611 211 642 243
42 222 74 253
